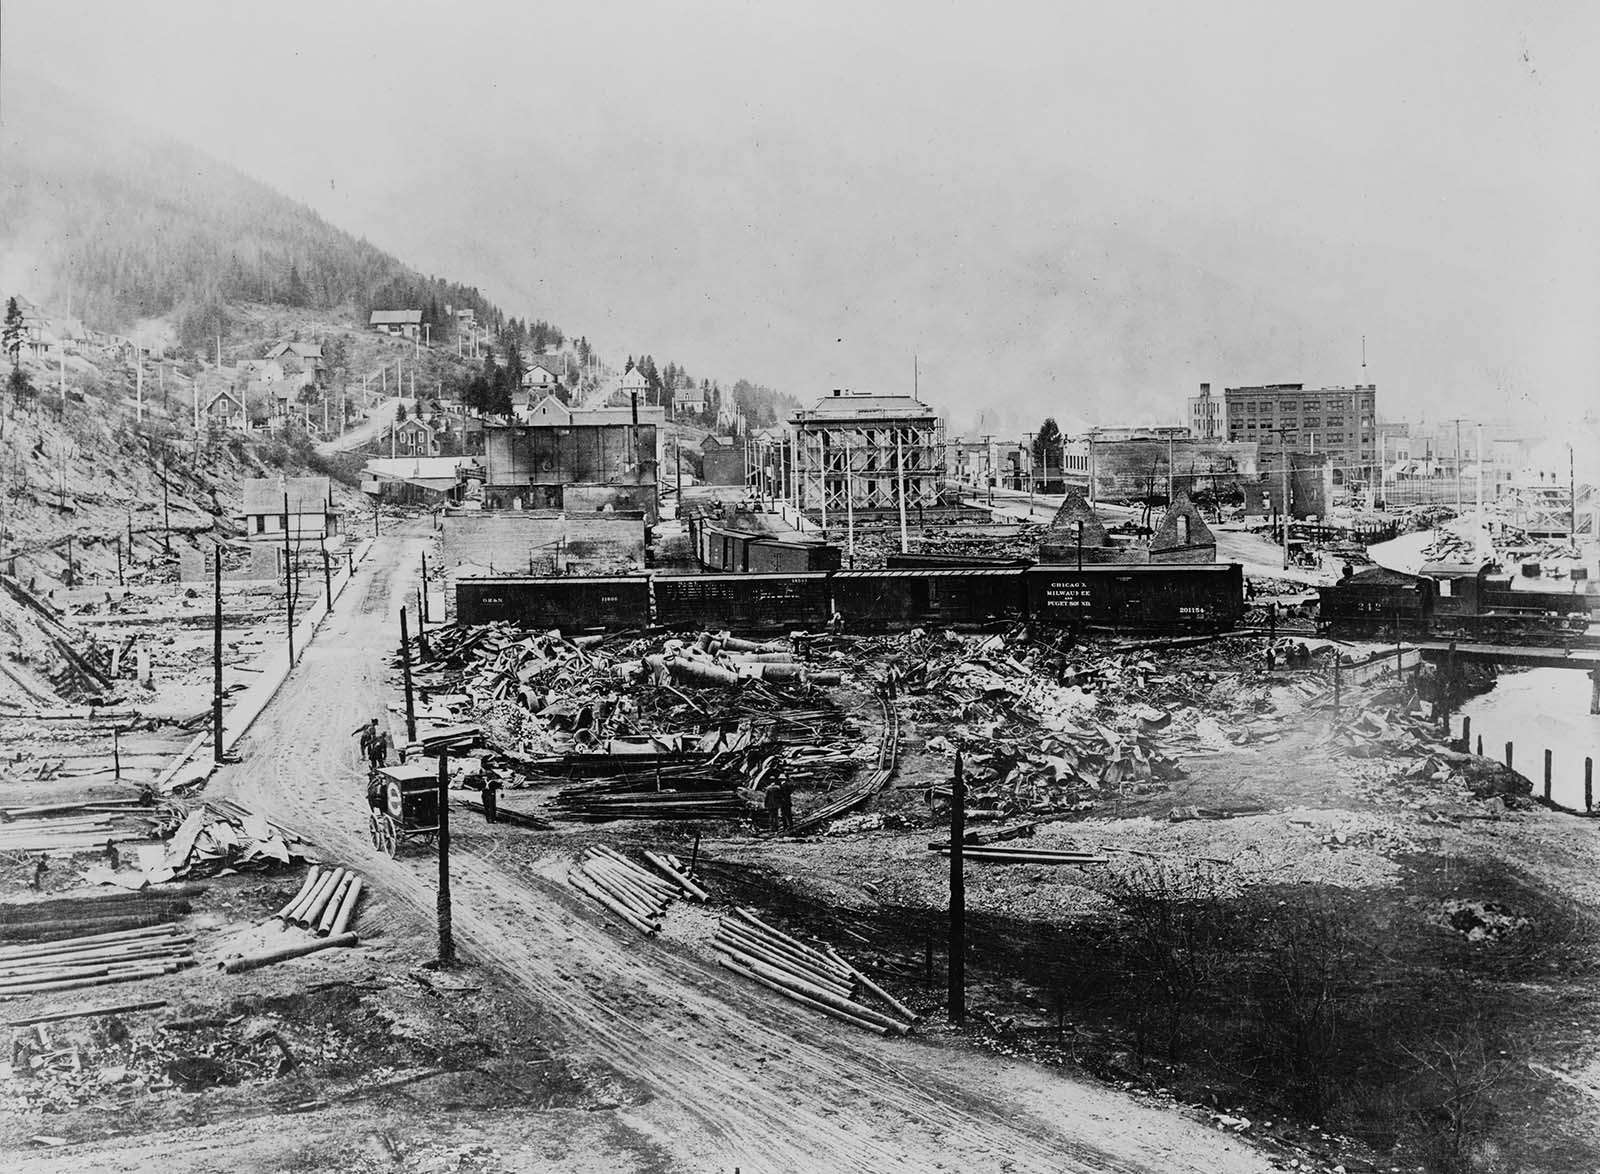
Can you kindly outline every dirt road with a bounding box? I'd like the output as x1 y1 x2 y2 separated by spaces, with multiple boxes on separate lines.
205 530 1273 1173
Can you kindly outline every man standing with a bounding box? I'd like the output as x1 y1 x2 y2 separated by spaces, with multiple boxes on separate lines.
482 776 500 825
776 779 795 832
353 717 378 763
368 725 392 770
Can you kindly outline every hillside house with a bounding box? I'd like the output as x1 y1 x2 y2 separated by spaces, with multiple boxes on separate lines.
265 342 325 382
237 359 287 384
203 389 247 431
673 382 708 416
394 416 439 457
369 310 423 339
238 476 342 543
521 354 568 389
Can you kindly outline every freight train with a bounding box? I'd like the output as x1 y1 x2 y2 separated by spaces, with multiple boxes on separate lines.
456 562 1245 634
1317 565 1594 644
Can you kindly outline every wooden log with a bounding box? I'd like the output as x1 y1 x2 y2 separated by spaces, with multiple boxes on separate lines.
328 876 364 938
0 925 183 962
582 869 666 922
581 860 669 914
282 867 334 924
591 861 677 906
716 956 889 1036
0 938 194 972
588 847 678 896
566 871 658 936
0 964 177 997
716 921 851 985
275 866 322 921
642 850 710 900
295 868 347 928
5 999 168 1027
316 873 357 936
826 947 918 1023
727 954 910 1033
219 931 358 975
713 939 856 998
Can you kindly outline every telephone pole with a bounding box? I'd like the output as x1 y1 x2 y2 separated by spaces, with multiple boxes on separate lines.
948 747 966 1024
1269 427 1293 570
282 492 295 664
213 545 224 763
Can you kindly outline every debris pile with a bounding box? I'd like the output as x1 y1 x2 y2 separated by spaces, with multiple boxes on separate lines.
712 908 915 1036
565 845 706 936
143 800 313 882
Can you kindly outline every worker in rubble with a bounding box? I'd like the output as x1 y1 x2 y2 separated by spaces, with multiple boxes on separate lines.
763 782 784 833
776 779 795 832
482 776 501 824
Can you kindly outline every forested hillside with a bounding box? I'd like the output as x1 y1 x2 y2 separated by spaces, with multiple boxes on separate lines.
0 79 529 353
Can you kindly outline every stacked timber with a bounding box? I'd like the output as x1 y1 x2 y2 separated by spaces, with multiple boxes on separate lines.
0 888 201 945
0 816 127 855
553 779 745 823
0 924 194 997
274 865 365 937
712 908 914 1036
566 845 707 936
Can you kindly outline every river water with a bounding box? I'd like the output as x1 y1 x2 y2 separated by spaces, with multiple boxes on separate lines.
1456 668 1600 809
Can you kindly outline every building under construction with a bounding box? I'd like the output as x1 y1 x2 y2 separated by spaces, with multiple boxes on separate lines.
788 390 945 523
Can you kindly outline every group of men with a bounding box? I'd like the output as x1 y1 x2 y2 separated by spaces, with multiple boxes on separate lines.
353 718 392 769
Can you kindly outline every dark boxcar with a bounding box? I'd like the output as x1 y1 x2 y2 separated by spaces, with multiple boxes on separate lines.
455 576 651 630
654 573 832 631
833 569 1025 627
1026 563 1244 631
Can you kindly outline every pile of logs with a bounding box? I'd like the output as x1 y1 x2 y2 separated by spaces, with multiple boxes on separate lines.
275 865 364 938
0 887 200 946
712 908 915 1036
553 783 746 823
0 924 194 997
0 814 130 855
566 845 708 936
218 865 366 975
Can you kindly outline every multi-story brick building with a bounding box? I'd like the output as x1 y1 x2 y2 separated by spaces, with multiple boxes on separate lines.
1224 383 1376 486
1187 383 1226 439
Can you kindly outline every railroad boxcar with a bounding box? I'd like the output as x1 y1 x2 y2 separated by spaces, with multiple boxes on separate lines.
455 575 651 630
1024 563 1244 632
830 568 1025 627
653 572 833 632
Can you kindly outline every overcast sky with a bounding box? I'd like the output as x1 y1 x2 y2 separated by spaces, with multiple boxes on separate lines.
7 0 1598 434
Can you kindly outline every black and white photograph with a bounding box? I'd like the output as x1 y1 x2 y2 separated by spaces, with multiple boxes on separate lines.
0 2 1596 1170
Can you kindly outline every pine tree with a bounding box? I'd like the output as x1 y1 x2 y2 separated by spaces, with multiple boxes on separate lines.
2 298 24 365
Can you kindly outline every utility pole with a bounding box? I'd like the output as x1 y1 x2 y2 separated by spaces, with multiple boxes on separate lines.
844 434 855 569
213 546 224 763
420 551 431 622
895 429 910 554
1571 442 1579 540
948 747 966 1024
399 606 417 744
417 587 430 660
437 750 455 965
1476 423 1484 520
1269 427 1292 570
1025 432 1035 516
320 536 332 613
135 349 143 422
161 448 171 555
282 492 295 665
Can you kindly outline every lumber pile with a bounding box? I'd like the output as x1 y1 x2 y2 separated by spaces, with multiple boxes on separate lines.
0 924 194 998
565 845 707 936
142 801 313 882
0 887 200 944
712 909 914 1036
0 814 130 855
553 782 746 823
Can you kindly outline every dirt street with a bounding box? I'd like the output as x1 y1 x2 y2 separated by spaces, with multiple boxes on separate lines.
34 528 1276 1173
